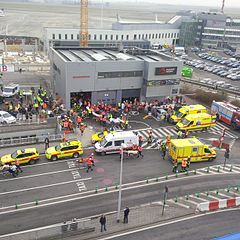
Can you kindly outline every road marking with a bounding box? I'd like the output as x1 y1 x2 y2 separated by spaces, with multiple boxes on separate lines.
182 198 199 205
76 181 87 192
0 178 92 196
67 160 77 169
217 192 233 198
0 168 81 183
207 193 222 200
100 208 240 239
189 195 209 202
71 170 81 179
167 199 190 209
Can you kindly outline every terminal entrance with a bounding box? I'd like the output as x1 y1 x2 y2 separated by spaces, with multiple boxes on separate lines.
70 92 91 107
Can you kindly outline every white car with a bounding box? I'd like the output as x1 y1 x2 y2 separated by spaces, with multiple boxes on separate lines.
0 111 16 124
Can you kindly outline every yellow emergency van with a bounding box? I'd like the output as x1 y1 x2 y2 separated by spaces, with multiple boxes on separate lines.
170 104 207 123
169 138 216 162
176 113 216 132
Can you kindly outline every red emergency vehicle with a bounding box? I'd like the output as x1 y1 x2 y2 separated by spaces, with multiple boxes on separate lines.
211 101 240 129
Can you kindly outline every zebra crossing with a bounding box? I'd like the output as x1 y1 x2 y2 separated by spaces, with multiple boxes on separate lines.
138 123 238 149
166 164 240 210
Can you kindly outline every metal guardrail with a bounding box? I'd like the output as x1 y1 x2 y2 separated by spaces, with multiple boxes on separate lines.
181 78 240 97
0 134 63 148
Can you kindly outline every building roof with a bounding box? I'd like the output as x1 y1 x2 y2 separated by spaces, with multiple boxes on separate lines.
54 48 175 63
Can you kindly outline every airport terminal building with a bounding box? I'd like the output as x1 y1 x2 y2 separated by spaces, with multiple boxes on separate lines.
50 47 182 108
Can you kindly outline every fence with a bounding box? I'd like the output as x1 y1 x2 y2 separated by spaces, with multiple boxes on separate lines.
0 134 63 148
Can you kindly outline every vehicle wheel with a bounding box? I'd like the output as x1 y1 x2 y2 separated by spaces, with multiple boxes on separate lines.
208 157 214 162
73 152 79 158
101 151 106 156
29 159 35 165
51 156 57 161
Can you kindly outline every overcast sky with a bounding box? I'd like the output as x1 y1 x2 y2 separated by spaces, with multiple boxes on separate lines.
111 0 240 8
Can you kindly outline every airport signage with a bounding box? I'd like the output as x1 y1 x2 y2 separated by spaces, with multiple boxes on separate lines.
155 67 177 76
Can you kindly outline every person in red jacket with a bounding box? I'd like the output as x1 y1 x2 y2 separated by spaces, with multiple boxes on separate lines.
137 145 144 158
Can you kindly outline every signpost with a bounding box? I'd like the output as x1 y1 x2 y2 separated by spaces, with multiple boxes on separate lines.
162 185 168 216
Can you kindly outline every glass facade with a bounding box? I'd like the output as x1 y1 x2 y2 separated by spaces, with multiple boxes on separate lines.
98 71 143 79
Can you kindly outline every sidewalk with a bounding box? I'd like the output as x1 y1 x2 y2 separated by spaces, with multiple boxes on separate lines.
62 202 194 240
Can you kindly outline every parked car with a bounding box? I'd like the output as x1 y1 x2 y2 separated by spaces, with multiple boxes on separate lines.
0 111 16 124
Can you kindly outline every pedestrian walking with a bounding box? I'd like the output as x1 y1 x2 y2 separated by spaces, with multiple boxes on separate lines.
44 137 50 150
172 160 178 173
181 159 187 172
86 159 93 173
186 157 191 171
162 147 166 160
139 135 143 147
147 130 153 144
9 164 17 177
123 207 130 223
99 215 107 232
89 153 95 166
137 146 144 158
15 160 23 173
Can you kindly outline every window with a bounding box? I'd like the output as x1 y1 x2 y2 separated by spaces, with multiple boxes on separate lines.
59 34 61 40
100 34 102 40
116 35 118 40
98 71 143 79
126 35 129 40
172 88 179 94
89 34 91 40
149 34 151 39
105 35 108 40
142 34 144 39
71 34 74 40
111 34 113 40
138 34 141 39
192 147 198 152
162 33 164 38
171 33 173 38
77 34 79 40
155 34 158 38
52 34 55 40
145 34 148 39
134 34 137 40
204 148 211 153
94 34 97 40
159 33 161 38
165 33 167 38
65 34 67 40
174 33 177 38
121 35 124 40
114 140 124 146
105 141 112 147
168 33 170 38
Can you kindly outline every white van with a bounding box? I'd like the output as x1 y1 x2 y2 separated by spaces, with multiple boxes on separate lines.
95 131 139 155
2 84 20 98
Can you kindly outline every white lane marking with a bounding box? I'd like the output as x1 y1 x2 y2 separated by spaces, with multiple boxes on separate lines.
217 192 233 198
67 160 77 169
189 195 209 202
76 182 87 192
182 198 199 205
167 199 190 209
207 193 222 200
100 208 240 240
71 170 81 179
0 168 81 183
0 178 91 196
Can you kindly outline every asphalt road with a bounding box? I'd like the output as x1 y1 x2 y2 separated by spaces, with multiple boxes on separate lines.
112 208 240 240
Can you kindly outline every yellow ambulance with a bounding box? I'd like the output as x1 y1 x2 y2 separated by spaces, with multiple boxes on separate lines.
176 113 216 132
169 138 216 162
170 104 207 123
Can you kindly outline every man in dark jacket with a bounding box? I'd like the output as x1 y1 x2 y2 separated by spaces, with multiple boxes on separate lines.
99 215 106 232
123 207 130 223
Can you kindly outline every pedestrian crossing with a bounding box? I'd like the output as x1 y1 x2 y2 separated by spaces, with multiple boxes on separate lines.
137 123 238 149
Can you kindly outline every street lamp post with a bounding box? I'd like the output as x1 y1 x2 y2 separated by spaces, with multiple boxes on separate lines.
117 144 124 223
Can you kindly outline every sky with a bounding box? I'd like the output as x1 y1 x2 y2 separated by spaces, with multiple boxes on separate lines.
108 0 240 8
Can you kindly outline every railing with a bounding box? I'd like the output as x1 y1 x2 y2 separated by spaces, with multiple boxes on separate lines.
0 134 63 148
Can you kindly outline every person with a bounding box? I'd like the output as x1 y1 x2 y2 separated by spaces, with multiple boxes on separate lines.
186 157 191 171
162 146 166 160
181 159 187 172
99 215 107 232
44 137 50 150
89 153 95 167
172 160 178 173
137 145 144 158
86 159 93 173
139 135 143 147
123 207 130 223
9 164 17 177
147 131 153 144
15 160 23 173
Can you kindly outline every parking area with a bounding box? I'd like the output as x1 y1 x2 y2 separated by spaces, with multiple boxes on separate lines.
184 49 240 91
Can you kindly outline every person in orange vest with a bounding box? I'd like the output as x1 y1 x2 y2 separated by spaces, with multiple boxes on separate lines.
137 145 143 158
86 159 93 173
88 153 95 166
15 159 23 173
181 159 187 172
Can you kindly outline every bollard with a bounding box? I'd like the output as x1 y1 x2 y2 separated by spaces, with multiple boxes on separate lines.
236 186 239 192
146 177 149 184
15 204 18 209
155 177 159 182
105 186 108 192
165 175 168 180
175 196 178 203
230 165 233 172
216 189 219 195
35 200 39 205
206 167 210 173
185 171 188 176
217 166 220 172
115 183 118 190
196 192 200 198
227 185 231 193
95 186 98 193
206 191 209 196
194 169 197 175
186 194 189 200
175 172 178 178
